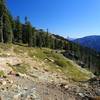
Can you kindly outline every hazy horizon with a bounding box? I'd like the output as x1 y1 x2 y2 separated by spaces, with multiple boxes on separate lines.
7 0 100 38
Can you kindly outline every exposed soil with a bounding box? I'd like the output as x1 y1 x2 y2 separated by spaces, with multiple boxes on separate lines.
0 49 99 100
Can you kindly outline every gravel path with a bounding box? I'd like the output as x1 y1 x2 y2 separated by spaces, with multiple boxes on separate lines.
0 75 75 100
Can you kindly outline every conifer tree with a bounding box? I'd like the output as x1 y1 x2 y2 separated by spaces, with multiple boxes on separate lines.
0 13 3 42
45 29 49 47
22 16 29 44
3 13 13 43
0 0 3 42
14 16 22 43
49 35 55 49
1 0 13 43
26 21 33 47
32 27 36 47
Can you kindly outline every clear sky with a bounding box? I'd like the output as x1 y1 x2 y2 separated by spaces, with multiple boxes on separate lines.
7 0 100 38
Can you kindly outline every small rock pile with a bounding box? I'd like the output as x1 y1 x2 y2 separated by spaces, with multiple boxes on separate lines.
58 77 100 100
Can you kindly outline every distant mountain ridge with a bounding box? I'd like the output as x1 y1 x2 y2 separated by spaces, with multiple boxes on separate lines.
74 35 100 52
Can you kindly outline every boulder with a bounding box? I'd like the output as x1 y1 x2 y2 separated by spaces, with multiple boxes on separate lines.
13 93 21 100
0 80 6 85
95 89 100 96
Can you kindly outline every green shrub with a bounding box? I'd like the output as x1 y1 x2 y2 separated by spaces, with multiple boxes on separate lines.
55 59 67 67
0 71 4 77
8 63 29 74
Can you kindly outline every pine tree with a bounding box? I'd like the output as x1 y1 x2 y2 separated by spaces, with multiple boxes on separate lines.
0 14 3 42
0 0 3 42
40 29 46 47
3 13 13 43
58 40 64 49
14 16 22 43
26 21 33 47
32 27 36 47
49 36 55 49
45 29 49 47
1 0 13 43
36 29 45 48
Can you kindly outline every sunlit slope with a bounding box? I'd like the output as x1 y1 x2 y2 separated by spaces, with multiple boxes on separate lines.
0 43 94 81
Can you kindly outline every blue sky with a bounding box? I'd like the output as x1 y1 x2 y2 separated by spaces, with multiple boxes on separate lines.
7 0 100 38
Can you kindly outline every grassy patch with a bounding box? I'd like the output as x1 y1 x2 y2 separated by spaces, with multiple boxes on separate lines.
2 44 92 81
28 47 93 81
0 43 13 51
28 48 52 60
13 45 28 54
8 63 30 74
0 71 4 77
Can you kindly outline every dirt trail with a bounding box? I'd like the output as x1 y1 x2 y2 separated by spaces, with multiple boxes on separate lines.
0 56 75 100
0 75 76 100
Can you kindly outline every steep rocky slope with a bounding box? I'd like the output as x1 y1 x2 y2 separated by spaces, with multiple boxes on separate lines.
0 43 99 100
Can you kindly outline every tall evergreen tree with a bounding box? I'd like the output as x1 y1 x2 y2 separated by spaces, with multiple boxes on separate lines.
0 13 3 42
45 29 49 47
32 27 36 47
49 35 55 49
22 16 29 44
26 21 33 47
36 29 44 48
14 16 22 43
3 13 13 43
0 0 13 43
0 0 3 42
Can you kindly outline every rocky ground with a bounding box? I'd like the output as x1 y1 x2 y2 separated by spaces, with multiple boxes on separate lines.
0 54 74 100
0 74 100 100
0 74 74 100
0 44 99 100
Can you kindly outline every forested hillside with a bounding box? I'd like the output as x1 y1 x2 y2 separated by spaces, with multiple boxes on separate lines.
53 34 100 74
74 35 100 52
0 0 100 75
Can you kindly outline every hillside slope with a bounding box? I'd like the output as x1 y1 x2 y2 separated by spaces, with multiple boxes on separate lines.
0 44 95 100
0 43 93 81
